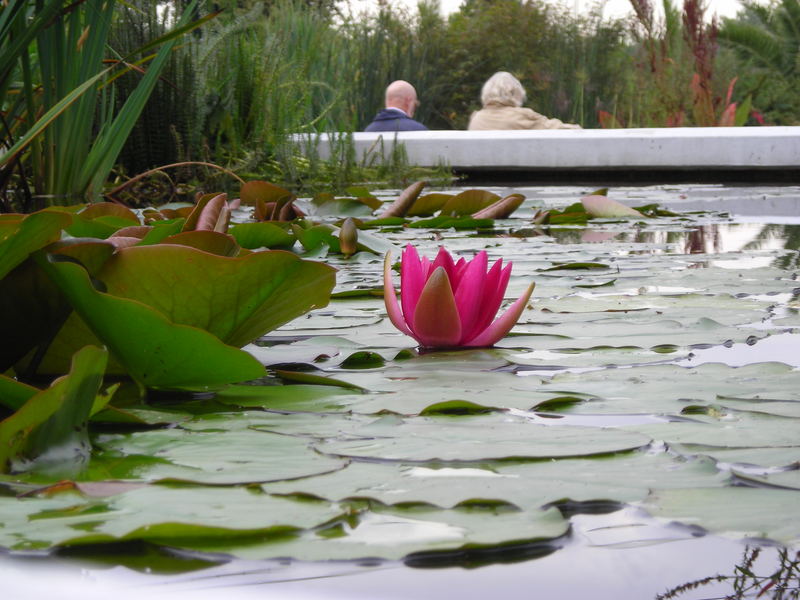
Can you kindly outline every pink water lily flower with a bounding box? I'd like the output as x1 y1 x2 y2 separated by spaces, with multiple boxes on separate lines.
383 245 535 348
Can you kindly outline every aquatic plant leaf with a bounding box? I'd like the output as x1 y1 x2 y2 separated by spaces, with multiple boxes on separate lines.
340 351 386 369
378 181 427 218
37 254 264 389
0 485 345 551
407 216 493 230
642 487 800 545
138 219 184 244
93 423 348 484
170 504 569 562
311 198 375 217
581 195 643 219
407 193 451 216
472 194 525 219
214 384 359 410
0 375 37 411
264 452 725 511
229 222 294 249
542 262 609 271
0 255 73 373
314 413 650 461
93 245 335 348
0 346 106 474
440 190 499 216
292 223 339 252
418 400 498 416
182 193 229 232
0 210 71 280
240 180 292 206
22 346 108 474
160 230 240 256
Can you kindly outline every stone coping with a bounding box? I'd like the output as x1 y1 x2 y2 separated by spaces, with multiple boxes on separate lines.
291 127 800 173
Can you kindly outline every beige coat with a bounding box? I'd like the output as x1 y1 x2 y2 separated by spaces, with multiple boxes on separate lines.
468 104 581 130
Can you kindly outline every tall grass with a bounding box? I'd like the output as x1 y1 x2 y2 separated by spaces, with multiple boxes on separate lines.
105 0 795 195
1 0 205 209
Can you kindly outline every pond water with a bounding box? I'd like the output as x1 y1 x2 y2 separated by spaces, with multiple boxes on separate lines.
4 183 800 600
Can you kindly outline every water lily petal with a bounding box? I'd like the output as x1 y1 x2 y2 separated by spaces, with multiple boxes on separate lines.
464 281 535 347
454 250 488 341
470 260 511 337
451 257 468 291
400 245 426 321
384 252 414 336
412 266 463 347
431 246 457 282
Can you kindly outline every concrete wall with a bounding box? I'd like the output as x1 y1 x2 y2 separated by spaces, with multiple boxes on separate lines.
291 127 800 173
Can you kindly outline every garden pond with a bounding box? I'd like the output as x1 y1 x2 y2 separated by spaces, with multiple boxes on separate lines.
3 182 800 599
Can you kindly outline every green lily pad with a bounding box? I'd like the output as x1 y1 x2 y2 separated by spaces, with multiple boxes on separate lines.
641 487 800 545
166 503 569 562
228 222 294 249
264 452 725 510
314 413 651 462
92 422 348 484
37 254 265 389
0 485 346 551
0 210 71 280
214 383 360 410
90 245 335 348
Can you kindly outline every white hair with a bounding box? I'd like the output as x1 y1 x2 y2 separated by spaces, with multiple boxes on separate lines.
480 71 526 107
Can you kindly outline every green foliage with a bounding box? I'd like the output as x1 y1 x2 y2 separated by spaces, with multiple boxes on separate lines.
720 0 800 124
0 188 338 471
0 0 208 209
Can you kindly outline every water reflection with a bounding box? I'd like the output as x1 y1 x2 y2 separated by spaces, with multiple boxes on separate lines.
533 224 800 269
657 545 800 600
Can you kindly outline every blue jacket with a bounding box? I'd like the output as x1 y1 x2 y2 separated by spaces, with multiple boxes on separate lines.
364 108 428 132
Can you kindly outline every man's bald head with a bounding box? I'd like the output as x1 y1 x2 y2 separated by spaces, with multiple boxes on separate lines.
385 80 419 117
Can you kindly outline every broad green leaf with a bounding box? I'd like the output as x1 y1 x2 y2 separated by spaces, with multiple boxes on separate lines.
229 222 294 249
215 383 360 410
240 180 293 206
0 375 37 411
408 216 494 230
642 487 800 545
0 485 345 551
170 504 569 562
23 346 108 474
542 262 610 271
64 203 139 239
0 210 71 280
292 223 340 252
419 400 498 416
93 421 347 484
37 254 264 389
0 255 72 373
94 245 336 348
160 230 240 257
581 195 644 219
439 190 500 216
408 193 452 217
0 346 106 473
314 413 651 461
264 452 725 510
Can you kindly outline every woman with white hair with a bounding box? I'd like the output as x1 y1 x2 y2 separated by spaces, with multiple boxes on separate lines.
468 71 581 130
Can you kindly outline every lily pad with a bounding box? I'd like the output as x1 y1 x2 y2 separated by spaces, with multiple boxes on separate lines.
0 485 346 551
314 413 651 462
165 503 569 562
641 487 800 545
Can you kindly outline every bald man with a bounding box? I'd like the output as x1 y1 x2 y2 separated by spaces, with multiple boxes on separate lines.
364 80 428 132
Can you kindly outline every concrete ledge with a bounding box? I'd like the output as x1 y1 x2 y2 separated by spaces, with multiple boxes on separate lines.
292 127 800 175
